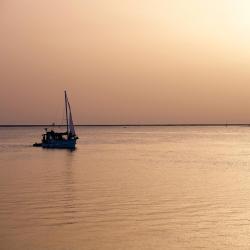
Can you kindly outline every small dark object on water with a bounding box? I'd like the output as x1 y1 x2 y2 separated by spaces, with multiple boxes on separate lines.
33 91 78 149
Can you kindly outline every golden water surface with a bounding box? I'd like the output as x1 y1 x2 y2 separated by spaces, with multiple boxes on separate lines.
1 126 250 250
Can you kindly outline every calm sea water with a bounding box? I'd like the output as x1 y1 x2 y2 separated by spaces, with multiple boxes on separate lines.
1 126 250 250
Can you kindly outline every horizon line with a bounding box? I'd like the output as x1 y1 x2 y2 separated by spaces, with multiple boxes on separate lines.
0 123 250 127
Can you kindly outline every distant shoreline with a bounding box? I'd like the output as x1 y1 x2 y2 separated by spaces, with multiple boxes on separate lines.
0 124 249 127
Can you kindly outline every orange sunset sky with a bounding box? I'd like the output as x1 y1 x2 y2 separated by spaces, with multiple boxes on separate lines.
1 0 250 124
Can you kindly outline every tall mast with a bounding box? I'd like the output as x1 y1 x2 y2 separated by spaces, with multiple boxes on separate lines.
64 90 69 135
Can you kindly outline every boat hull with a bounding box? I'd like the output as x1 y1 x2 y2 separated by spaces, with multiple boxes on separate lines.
43 139 76 149
33 139 77 149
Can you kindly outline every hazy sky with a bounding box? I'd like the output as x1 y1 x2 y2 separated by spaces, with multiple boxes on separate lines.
1 0 250 124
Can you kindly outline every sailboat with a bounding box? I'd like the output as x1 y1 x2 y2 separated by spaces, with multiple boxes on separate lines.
33 91 78 149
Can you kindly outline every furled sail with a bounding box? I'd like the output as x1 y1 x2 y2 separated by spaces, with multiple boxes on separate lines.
65 91 76 137
67 101 76 136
